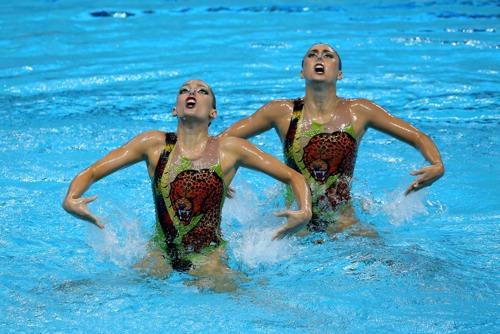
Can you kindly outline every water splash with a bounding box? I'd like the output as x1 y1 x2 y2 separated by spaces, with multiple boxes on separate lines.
222 182 261 227
382 188 429 225
86 208 148 268
224 182 295 268
233 228 295 269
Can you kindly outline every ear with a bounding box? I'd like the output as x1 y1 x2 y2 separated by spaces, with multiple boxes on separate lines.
337 71 343 81
300 70 304 79
172 107 177 116
209 108 217 120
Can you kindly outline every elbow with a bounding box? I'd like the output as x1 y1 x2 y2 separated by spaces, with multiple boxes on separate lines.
61 198 70 213
435 161 445 176
302 204 313 221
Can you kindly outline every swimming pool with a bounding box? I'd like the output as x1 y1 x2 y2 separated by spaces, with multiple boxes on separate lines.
1 0 499 333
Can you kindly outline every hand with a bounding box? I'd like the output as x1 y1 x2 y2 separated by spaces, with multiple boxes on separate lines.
62 195 103 229
225 186 235 199
405 163 444 195
272 209 312 240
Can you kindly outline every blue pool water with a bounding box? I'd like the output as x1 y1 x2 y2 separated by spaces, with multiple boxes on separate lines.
1 0 499 333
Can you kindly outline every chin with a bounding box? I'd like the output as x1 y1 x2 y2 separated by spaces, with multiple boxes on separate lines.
308 77 330 83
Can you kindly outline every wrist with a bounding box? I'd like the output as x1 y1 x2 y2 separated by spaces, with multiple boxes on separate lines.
300 208 312 220
432 161 445 174
62 198 71 211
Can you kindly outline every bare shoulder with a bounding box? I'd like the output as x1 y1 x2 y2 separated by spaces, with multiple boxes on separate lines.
136 130 166 142
219 136 249 152
259 98 295 118
345 98 377 111
128 130 166 150
345 98 389 119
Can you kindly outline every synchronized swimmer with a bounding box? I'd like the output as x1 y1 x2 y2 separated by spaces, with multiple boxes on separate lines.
223 43 444 234
63 43 444 288
63 80 311 289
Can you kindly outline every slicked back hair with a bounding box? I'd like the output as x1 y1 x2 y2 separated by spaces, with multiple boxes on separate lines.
302 43 342 71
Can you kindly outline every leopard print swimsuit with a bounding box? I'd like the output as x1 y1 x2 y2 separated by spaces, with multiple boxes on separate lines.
151 133 226 270
284 98 358 231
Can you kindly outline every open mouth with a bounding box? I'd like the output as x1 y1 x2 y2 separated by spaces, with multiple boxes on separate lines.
185 97 197 109
314 64 325 74
312 170 327 181
177 208 191 221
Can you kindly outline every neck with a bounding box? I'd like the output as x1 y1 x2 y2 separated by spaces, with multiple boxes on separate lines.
176 120 210 157
304 81 339 118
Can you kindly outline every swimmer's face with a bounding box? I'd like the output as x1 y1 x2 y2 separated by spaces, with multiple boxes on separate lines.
301 44 342 82
173 80 217 124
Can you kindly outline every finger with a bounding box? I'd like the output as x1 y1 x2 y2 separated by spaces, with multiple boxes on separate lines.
225 187 235 199
404 182 417 196
272 222 303 240
92 218 104 229
84 211 103 228
274 210 291 218
77 209 103 229
416 175 428 184
272 228 285 240
83 195 98 204
410 169 425 176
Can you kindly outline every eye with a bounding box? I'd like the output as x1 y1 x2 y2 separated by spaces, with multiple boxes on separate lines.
324 53 334 59
179 88 189 94
198 88 209 95
307 53 316 58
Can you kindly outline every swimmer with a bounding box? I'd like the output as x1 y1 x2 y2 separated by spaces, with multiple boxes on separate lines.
222 43 444 234
62 80 312 291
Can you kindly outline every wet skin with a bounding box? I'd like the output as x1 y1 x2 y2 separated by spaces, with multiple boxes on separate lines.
222 44 444 232
62 80 312 291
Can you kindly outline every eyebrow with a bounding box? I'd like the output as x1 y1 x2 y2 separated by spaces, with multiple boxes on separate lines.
309 49 335 54
181 83 209 89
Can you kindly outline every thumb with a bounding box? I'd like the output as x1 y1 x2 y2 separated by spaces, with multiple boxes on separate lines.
92 216 104 229
272 227 285 241
274 210 290 218
83 195 98 204
410 169 425 176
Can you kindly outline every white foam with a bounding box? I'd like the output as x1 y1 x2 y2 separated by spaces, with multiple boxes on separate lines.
86 209 148 268
222 183 261 225
224 183 296 268
382 188 429 225
232 227 295 269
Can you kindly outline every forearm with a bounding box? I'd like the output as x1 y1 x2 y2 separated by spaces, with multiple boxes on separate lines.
63 168 95 205
288 172 312 215
415 133 444 167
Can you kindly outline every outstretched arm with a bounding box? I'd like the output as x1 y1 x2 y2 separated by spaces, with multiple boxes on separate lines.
357 99 444 194
221 137 312 239
220 100 287 139
62 131 162 228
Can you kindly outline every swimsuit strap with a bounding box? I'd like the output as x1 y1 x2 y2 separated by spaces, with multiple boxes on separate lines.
153 132 178 184
151 132 179 257
283 98 304 172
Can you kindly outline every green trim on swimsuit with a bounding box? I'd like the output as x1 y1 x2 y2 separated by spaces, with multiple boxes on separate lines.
157 144 227 262
285 106 357 217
